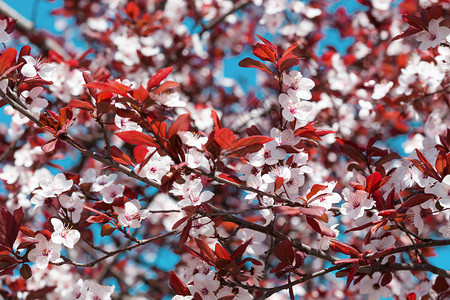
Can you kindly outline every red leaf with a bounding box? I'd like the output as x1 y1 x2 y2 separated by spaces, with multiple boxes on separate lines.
116 131 159 148
68 99 95 111
278 53 299 73
147 66 173 90
275 239 294 265
435 150 447 176
281 41 300 59
298 206 326 217
195 239 215 265
0 48 17 76
214 128 236 149
306 216 336 237
329 240 360 256
215 244 231 260
230 238 253 261
41 138 58 153
84 81 129 97
253 43 276 63
273 206 301 215
211 110 222 131
275 177 284 191
0 207 18 249
391 26 422 41
256 35 277 52
346 262 359 289
415 149 440 179
366 172 382 194
306 184 328 200
226 136 274 153
110 146 134 166
238 57 274 75
226 144 264 158
402 14 428 30
152 81 179 94
168 114 190 139
81 204 113 222
169 271 191 296
133 145 149 164
401 193 435 208
131 85 149 103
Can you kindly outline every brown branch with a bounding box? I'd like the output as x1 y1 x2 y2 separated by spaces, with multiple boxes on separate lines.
53 230 178 267
199 1 251 36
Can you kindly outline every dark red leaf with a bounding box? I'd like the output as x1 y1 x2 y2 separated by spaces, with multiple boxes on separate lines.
84 81 129 97
366 172 382 194
116 131 159 148
230 238 253 261
278 53 299 73
68 99 95 111
433 275 449 293
306 184 328 200
298 206 326 217
215 244 231 261
253 43 276 62
211 110 222 131
273 206 301 215
169 271 191 296
256 35 277 52
195 239 215 264
238 57 274 75
168 114 191 139
346 262 359 289
329 240 360 256
133 145 149 164
110 146 134 166
0 48 17 76
306 216 336 237
152 81 179 94
402 14 428 30
0 207 18 249
275 239 294 265
147 67 173 90
20 264 32 279
401 193 435 208
226 136 274 153
214 128 236 149
415 149 440 179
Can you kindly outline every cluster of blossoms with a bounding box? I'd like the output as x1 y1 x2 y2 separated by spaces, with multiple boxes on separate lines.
0 0 449 299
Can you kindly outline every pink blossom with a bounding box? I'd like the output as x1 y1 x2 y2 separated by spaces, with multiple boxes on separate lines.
21 56 56 81
113 199 147 228
415 19 450 51
28 233 61 269
37 173 73 198
340 188 374 219
0 19 10 44
51 218 81 248
282 70 315 100
100 184 124 204
278 93 312 126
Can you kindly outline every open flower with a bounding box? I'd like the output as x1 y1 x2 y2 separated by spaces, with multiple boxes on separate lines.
51 218 80 248
340 188 374 219
282 70 315 100
28 233 61 269
21 56 56 81
278 93 312 126
415 19 450 51
37 173 73 198
113 199 147 228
